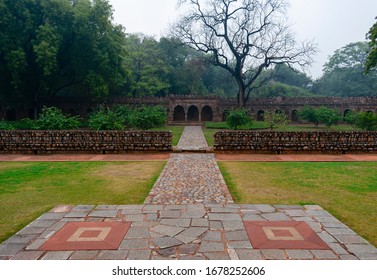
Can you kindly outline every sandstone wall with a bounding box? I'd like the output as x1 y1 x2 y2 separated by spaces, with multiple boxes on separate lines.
214 131 377 153
0 130 172 154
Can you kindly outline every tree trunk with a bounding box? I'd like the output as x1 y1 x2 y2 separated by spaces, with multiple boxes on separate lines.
236 78 246 108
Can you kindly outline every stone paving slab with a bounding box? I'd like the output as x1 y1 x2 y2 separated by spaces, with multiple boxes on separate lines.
1 204 376 260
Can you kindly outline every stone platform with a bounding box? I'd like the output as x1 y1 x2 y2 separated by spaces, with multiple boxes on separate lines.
1 204 376 260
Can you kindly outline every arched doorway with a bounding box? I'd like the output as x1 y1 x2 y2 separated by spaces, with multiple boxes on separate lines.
201 106 213 122
257 110 264 121
6 109 16 121
187 105 199 122
291 110 299 122
173 106 185 122
344 109 352 118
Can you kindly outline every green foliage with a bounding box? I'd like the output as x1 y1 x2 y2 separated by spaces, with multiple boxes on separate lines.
366 18 377 73
314 42 377 97
316 107 341 128
299 106 340 128
87 106 167 131
125 35 171 97
355 112 377 131
264 111 289 130
130 106 167 130
344 111 358 128
0 0 128 108
112 105 134 127
226 109 252 130
0 121 15 130
254 82 315 98
299 106 320 127
87 108 125 131
35 107 81 130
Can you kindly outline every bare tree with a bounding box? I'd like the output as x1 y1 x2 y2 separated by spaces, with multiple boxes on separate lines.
172 0 317 107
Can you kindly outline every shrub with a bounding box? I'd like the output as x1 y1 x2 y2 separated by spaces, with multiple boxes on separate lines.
344 110 358 128
317 107 341 128
87 107 125 131
36 107 81 130
299 106 320 127
355 111 377 131
130 106 167 130
112 105 133 127
226 109 251 130
264 111 289 130
299 106 341 128
0 121 15 130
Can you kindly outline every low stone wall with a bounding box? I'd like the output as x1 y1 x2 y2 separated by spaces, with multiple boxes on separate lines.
214 131 377 153
0 130 172 154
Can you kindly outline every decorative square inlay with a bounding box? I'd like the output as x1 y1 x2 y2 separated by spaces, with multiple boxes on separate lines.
244 221 331 250
263 227 305 241
39 222 130 251
67 227 112 242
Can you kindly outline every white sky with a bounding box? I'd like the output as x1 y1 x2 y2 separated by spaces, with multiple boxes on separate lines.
108 0 377 79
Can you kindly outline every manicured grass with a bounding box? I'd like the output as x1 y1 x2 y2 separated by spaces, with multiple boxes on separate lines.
151 126 185 146
218 162 377 247
0 161 165 243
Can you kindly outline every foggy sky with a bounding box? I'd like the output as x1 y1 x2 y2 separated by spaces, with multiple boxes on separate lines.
108 0 377 79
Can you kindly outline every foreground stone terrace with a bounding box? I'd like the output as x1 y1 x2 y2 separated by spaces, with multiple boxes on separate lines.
1 204 376 260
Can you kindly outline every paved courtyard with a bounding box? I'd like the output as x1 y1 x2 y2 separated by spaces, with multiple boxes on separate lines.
0 126 377 260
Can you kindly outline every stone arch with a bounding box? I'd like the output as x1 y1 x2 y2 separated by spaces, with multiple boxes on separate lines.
173 105 185 122
6 108 16 121
344 109 352 117
291 110 299 122
69 108 76 115
86 108 94 115
187 105 199 122
201 105 213 122
257 110 265 121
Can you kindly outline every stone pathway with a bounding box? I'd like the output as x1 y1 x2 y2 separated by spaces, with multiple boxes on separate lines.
1 126 376 260
177 126 209 151
1 204 376 260
145 154 233 205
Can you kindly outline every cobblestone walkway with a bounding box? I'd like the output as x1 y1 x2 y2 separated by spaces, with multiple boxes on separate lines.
1 204 376 260
145 126 232 204
145 154 233 205
177 126 208 151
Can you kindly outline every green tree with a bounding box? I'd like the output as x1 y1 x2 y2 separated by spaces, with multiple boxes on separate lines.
344 110 358 128
173 0 316 107
299 106 320 127
273 64 313 89
366 17 377 72
355 111 377 131
124 34 170 97
265 111 289 130
0 0 128 116
316 107 341 128
226 109 251 130
314 42 377 97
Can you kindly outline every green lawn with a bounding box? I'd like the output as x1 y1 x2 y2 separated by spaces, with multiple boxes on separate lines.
0 161 165 243
218 162 377 247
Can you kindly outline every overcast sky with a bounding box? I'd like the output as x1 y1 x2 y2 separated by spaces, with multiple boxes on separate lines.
108 0 377 79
